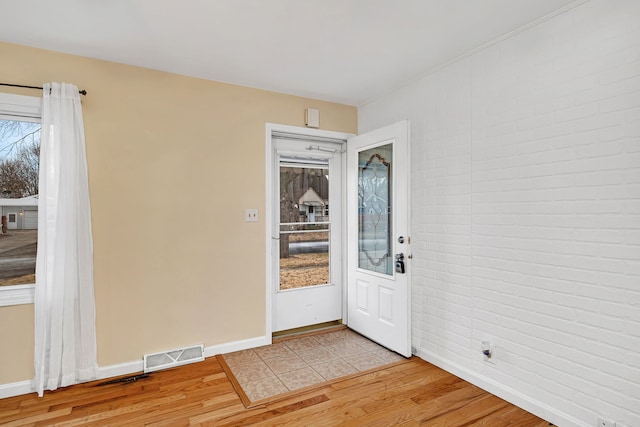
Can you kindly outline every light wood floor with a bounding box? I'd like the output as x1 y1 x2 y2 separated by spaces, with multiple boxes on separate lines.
0 356 552 426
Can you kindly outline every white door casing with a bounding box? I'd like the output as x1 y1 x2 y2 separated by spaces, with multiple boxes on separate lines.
347 120 411 357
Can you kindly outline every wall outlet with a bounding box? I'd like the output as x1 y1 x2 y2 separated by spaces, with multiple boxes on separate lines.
245 209 258 222
481 341 496 364
597 416 616 427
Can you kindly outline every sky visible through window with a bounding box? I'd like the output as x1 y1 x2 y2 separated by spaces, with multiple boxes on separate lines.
0 120 41 165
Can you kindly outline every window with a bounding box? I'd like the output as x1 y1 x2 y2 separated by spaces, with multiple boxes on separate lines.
0 92 41 306
279 163 331 290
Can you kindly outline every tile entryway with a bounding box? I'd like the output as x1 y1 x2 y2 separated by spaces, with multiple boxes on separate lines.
219 328 406 406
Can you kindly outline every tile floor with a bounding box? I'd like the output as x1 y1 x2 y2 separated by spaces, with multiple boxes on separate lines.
222 328 406 403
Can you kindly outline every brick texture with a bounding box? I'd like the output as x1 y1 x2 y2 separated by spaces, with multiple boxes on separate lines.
358 1 640 426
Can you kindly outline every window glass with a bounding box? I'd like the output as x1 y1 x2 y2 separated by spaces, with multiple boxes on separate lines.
0 118 41 287
279 164 330 290
358 143 393 275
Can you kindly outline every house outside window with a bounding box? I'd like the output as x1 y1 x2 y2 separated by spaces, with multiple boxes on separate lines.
0 92 41 306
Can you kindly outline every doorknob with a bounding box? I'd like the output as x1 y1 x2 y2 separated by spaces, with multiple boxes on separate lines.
397 236 405 244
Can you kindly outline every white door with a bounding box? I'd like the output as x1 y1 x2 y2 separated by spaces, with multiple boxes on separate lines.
347 120 411 357
7 212 18 229
271 135 344 332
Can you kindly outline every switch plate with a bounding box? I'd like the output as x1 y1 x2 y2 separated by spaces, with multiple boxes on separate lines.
245 209 258 222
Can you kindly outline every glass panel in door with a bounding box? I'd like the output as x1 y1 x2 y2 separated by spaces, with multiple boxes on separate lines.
358 143 392 275
279 163 330 290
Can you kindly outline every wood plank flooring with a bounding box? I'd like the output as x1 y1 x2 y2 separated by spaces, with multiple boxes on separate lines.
0 356 552 426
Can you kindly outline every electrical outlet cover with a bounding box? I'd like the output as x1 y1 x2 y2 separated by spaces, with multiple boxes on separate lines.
597 416 616 427
245 208 258 222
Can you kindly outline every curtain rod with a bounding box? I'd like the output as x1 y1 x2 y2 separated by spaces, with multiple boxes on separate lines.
0 83 87 96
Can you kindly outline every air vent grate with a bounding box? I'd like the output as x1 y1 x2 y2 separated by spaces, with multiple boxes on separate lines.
143 344 204 373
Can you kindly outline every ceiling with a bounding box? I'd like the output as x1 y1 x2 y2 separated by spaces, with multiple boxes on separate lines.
0 0 580 106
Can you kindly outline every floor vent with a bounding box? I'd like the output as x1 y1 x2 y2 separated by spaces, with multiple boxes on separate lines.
143 344 204 373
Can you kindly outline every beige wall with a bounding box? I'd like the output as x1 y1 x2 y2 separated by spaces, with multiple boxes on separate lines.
0 42 357 385
0 304 33 383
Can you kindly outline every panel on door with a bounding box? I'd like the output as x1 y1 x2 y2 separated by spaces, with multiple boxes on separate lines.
347 120 411 357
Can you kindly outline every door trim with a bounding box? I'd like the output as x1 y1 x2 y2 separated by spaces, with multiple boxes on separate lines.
265 123 354 340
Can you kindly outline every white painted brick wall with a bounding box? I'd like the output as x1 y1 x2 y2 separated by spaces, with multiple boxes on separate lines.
358 1 640 426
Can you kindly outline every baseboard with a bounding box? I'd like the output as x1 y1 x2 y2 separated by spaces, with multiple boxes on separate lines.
0 335 270 400
0 379 33 399
97 360 144 380
203 335 270 358
414 347 589 427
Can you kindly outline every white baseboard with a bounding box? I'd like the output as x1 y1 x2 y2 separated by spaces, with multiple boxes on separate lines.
0 335 270 400
97 360 144 380
414 347 589 427
0 379 33 399
203 335 270 358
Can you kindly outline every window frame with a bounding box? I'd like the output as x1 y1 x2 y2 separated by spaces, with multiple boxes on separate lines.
0 92 41 307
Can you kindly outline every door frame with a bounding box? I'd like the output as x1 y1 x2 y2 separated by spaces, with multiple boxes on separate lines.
265 123 354 339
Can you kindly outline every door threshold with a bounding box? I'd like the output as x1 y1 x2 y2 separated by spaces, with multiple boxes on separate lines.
272 320 344 340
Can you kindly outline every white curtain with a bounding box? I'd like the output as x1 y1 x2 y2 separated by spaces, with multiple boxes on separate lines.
34 83 98 396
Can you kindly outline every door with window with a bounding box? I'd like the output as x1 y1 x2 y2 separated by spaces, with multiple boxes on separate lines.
271 134 344 332
6 212 17 229
347 120 411 357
